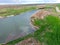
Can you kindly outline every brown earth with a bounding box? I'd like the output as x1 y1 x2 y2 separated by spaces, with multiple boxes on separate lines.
16 37 40 45
31 10 52 29
0 16 4 18
31 10 52 20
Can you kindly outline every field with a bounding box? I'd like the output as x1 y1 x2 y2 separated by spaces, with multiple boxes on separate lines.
1 4 60 45
0 5 37 17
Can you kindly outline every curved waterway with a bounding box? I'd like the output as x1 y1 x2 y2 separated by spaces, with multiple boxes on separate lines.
0 10 37 43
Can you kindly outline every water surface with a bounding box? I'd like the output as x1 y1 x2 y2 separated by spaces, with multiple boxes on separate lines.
0 10 37 43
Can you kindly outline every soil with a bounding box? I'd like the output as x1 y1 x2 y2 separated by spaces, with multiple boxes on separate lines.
16 37 41 45
31 9 52 29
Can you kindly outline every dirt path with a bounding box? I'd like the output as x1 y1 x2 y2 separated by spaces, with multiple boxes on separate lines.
0 16 4 18
56 7 60 12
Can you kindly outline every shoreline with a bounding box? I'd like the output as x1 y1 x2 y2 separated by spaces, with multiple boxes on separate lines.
0 10 37 19
30 9 51 29
30 10 41 30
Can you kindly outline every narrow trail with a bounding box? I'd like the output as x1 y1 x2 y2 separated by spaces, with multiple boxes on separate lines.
56 7 60 12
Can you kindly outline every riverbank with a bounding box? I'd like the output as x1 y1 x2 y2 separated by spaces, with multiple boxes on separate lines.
31 9 52 29
5 7 55 45
1 4 60 45
0 6 36 18
30 6 60 45
30 5 60 28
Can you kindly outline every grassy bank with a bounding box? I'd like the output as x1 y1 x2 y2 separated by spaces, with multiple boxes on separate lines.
0 6 36 17
33 15 60 45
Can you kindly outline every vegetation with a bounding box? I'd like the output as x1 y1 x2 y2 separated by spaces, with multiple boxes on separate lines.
0 6 36 17
33 15 60 45
2 5 60 45
5 15 60 45
57 4 60 7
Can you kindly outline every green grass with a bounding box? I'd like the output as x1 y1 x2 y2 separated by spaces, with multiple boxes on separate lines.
33 15 60 45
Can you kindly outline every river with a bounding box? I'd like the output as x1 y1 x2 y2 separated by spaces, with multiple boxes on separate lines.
0 10 37 43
